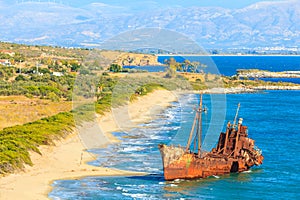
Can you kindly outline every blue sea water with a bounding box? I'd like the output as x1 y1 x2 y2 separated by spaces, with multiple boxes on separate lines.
257 78 300 84
49 90 300 200
157 55 300 76
126 56 300 84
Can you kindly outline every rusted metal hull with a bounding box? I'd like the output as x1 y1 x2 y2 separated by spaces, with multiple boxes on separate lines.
158 124 264 180
159 148 263 180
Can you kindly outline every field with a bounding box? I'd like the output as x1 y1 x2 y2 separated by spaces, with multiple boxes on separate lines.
0 96 72 130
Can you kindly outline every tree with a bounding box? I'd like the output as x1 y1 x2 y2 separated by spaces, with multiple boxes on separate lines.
190 61 200 73
39 68 50 74
13 53 25 63
190 61 207 73
70 63 81 72
69 60 81 72
183 60 191 72
0 53 11 59
109 64 122 72
15 74 26 81
164 57 182 71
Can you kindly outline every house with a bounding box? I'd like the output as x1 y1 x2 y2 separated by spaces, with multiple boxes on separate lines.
0 59 11 66
0 50 15 57
52 72 63 77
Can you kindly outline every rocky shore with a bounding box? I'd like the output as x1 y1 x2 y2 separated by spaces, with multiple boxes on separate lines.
237 69 300 78
201 85 300 94
253 85 300 90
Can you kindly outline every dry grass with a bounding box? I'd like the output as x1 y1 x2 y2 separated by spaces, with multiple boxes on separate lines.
0 96 72 130
179 72 218 82
100 50 122 61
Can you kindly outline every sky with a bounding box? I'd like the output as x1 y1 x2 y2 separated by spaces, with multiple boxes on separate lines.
2 0 287 9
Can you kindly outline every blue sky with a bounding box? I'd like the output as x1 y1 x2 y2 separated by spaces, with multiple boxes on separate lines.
2 0 286 9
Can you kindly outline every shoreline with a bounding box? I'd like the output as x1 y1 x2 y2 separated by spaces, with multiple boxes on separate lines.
156 54 300 57
0 89 178 200
201 86 300 94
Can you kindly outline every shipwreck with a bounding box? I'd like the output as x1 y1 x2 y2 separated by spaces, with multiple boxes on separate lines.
158 94 264 180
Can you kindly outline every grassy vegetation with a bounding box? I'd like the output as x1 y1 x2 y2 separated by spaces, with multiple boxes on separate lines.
0 41 90 60
0 66 76 101
94 74 192 114
0 112 74 174
0 101 100 175
179 72 224 90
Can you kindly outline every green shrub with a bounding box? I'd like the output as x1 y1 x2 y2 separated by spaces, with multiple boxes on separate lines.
0 112 75 174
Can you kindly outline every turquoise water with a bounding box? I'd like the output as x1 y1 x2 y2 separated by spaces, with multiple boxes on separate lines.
49 90 300 200
257 78 300 84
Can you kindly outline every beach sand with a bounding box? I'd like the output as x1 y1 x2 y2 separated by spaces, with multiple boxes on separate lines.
0 89 178 200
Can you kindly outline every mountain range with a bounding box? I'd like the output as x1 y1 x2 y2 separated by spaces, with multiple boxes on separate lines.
0 0 299 51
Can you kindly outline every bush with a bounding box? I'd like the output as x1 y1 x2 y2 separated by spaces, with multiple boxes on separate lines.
15 74 26 81
109 64 122 72
47 92 60 102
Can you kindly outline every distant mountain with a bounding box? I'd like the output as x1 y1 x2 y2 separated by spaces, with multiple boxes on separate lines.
0 1 299 51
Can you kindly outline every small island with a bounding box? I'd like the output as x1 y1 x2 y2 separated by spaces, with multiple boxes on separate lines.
236 69 300 79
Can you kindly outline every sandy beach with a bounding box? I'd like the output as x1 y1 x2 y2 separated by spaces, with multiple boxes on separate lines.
0 89 178 200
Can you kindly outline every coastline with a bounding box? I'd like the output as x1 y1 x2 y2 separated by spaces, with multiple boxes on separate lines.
0 89 178 200
201 86 300 94
156 54 300 57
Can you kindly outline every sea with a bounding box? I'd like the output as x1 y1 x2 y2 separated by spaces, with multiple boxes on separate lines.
49 56 300 200
126 55 300 84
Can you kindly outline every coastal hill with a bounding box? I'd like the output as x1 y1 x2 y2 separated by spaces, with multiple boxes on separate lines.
112 52 162 66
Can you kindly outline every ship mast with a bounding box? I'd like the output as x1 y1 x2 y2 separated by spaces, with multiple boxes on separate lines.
232 103 240 128
197 93 203 158
185 93 204 155
185 112 197 152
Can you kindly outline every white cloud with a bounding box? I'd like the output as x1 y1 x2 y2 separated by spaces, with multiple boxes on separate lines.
89 2 110 7
81 31 100 38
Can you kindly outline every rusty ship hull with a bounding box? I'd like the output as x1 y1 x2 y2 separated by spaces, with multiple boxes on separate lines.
159 145 263 180
159 149 236 180
158 95 264 181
